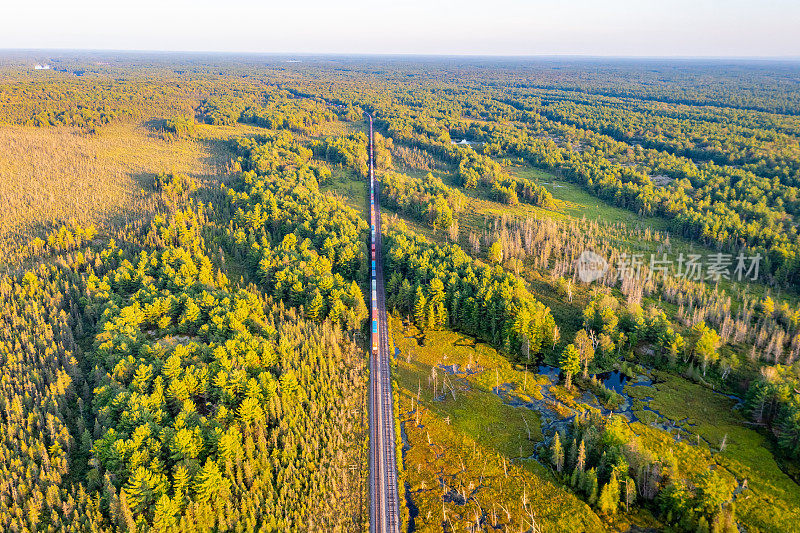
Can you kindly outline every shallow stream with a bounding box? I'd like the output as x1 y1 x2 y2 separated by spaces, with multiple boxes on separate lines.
492 365 741 448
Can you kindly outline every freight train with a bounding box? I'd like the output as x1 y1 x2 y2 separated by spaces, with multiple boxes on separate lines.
370 115 379 355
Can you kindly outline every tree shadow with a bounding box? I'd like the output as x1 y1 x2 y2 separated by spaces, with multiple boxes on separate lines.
128 171 159 190
453 334 478 348
142 117 167 132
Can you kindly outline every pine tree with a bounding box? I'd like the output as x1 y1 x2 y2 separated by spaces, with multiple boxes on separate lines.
567 437 578 471
306 290 324 320
154 495 179 531
328 296 345 323
125 467 157 513
173 464 190 506
570 468 580 488
399 279 413 314
162 353 182 381
586 468 599 505
429 277 445 306
194 459 229 503
624 477 636 512
598 472 620 515
386 272 401 299
435 301 447 328
119 489 137 531
551 432 564 473
559 344 581 390
577 439 586 473
692 322 721 376
414 286 427 328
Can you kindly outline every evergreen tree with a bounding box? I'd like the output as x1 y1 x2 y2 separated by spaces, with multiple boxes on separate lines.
577 439 586 473
559 344 581 390
399 279 413 314
624 477 636 512
586 468 599 505
551 432 565 473
306 290 324 320
414 286 428 328
598 472 620 515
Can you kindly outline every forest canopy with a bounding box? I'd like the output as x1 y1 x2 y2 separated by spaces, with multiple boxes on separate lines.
1 52 800 532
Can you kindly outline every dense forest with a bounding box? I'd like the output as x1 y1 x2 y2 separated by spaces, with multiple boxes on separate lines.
0 83 370 530
0 52 799 532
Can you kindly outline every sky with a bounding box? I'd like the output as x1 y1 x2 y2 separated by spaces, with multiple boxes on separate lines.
2 0 799 57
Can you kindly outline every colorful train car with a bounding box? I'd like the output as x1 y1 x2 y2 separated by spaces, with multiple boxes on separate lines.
372 317 378 352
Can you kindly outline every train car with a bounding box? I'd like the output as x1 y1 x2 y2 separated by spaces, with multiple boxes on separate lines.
371 285 378 353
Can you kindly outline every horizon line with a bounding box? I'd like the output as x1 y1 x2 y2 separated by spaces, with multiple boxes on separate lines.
2 47 800 62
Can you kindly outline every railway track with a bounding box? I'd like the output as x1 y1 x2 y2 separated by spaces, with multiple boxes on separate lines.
367 113 401 533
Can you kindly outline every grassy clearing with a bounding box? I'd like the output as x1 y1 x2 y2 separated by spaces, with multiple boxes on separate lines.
391 316 606 531
392 316 546 455
320 168 368 219
0 121 249 268
510 166 669 229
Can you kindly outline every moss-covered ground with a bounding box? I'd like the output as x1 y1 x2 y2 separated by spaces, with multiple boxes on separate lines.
391 316 608 532
627 373 800 532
